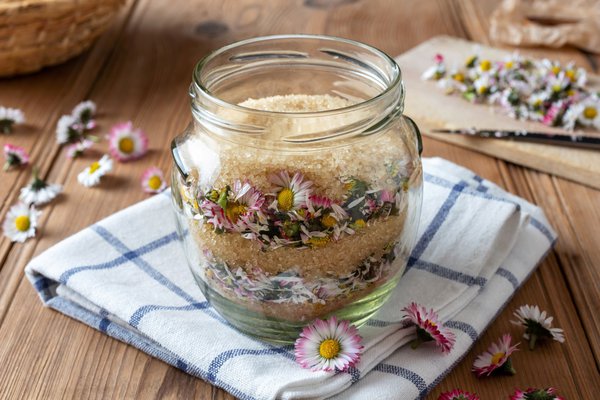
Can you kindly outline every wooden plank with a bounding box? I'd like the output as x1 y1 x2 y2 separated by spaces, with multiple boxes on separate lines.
0 0 598 399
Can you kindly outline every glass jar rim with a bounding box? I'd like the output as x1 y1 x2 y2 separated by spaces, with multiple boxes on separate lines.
192 34 402 117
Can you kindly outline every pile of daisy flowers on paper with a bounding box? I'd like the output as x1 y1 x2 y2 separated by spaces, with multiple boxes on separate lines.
422 52 600 131
2 100 167 243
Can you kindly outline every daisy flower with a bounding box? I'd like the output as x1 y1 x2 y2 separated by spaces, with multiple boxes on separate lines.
141 167 167 194
71 100 96 128
510 387 564 400
472 334 519 377
511 304 565 350
422 53 446 81
576 96 600 129
294 316 363 372
401 302 456 354
437 388 480 400
56 115 84 144
3 144 30 171
2 203 41 243
65 139 94 159
0 106 25 134
269 171 313 212
77 155 112 187
19 168 62 206
108 121 148 162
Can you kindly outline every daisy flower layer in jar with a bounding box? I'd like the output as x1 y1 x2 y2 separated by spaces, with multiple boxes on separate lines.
141 167 167 194
108 121 148 162
2 203 41 243
77 155 113 187
0 106 25 134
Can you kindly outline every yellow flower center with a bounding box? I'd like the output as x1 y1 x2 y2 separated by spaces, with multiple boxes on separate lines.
353 219 366 229
504 61 514 69
551 85 562 93
533 99 542 107
225 202 247 222
343 181 355 191
490 352 505 365
321 214 337 228
452 73 465 82
567 89 576 97
308 236 330 248
583 106 597 119
477 85 487 95
465 55 476 67
277 188 294 211
89 162 101 174
148 176 162 190
118 137 135 154
480 60 492 71
14 215 31 232
319 339 341 359
565 69 576 81
551 66 561 75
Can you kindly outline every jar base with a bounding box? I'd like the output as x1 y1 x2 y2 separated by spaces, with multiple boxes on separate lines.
192 269 402 343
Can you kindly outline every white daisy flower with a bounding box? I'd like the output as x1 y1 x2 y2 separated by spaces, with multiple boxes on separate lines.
141 167 167 194
473 74 493 96
3 144 29 171
19 169 62 206
269 171 313 212
2 203 41 243
0 106 25 134
56 115 84 144
576 96 600 129
108 121 149 162
511 304 565 350
77 155 113 187
71 100 96 126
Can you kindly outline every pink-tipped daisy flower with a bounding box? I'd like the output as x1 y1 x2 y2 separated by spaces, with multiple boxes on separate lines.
472 333 519 377
510 387 564 400
141 167 167 194
438 388 480 400
65 139 94 159
401 302 456 354
511 304 565 350
3 144 30 171
294 316 363 372
108 121 148 162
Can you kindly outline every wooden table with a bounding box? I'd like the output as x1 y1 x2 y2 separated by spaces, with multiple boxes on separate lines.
1 1 599 398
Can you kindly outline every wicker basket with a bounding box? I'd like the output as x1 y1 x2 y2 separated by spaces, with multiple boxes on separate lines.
0 0 124 77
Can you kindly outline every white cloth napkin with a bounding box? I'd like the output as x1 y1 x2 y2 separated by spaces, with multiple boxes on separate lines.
25 158 556 400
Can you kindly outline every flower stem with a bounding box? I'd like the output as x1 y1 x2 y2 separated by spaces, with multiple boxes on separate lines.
410 337 423 350
529 334 538 351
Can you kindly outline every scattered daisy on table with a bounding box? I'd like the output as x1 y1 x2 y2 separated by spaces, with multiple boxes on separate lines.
0 106 25 134
19 168 62 206
77 155 113 187
141 167 167 194
3 144 30 171
294 316 363 372
66 139 95 159
2 203 41 243
401 302 456 354
108 121 148 162
511 304 565 350
56 115 85 144
71 100 97 129
437 388 480 400
472 333 519 377
510 387 564 400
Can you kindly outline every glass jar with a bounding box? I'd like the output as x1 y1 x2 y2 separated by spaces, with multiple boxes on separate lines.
171 35 423 342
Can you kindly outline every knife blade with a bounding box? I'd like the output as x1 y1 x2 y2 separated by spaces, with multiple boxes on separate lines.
431 128 600 150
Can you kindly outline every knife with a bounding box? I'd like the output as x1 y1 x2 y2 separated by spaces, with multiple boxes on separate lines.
431 128 600 150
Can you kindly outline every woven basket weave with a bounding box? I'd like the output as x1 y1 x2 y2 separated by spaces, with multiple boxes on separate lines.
0 0 124 77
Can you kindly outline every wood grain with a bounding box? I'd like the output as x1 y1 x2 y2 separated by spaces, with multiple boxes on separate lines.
0 1 598 399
